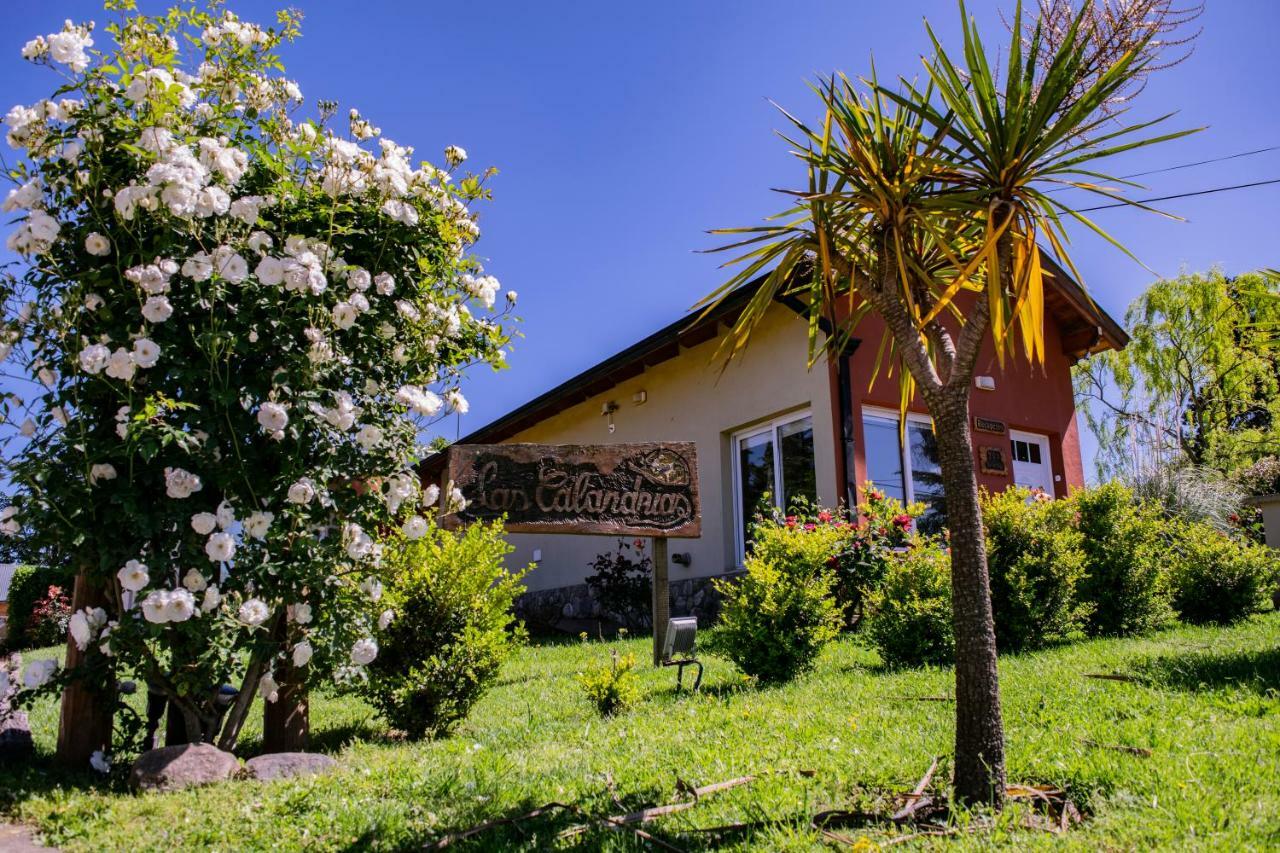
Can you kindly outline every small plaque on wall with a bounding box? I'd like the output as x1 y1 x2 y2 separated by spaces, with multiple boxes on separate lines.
974 416 1007 435
979 445 1008 476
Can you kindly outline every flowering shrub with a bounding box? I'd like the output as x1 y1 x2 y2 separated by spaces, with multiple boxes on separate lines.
745 488 924 628
980 487 1088 650
360 520 527 739
0 4 514 753
584 539 652 631
25 584 73 649
576 649 641 716
866 545 954 669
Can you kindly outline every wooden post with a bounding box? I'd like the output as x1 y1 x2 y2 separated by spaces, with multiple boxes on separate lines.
651 537 669 666
262 667 309 753
55 572 114 767
262 619 309 752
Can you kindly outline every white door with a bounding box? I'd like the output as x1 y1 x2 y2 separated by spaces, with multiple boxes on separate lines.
1008 430 1053 495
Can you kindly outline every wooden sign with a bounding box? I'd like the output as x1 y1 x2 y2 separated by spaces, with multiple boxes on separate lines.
439 442 701 538
974 416 1007 435
978 445 1008 476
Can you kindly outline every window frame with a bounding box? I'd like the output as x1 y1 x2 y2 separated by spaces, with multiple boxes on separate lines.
729 408 815 566
861 405 936 505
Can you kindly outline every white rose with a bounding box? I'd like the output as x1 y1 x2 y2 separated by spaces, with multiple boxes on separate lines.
165 588 196 622
350 638 378 666
290 602 313 624
291 641 313 668
141 590 170 624
68 611 93 651
344 523 373 561
141 295 173 323
258 672 279 703
239 598 270 627
132 337 161 368
377 609 394 631
23 659 57 689
84 232 111 256
255 256 285 286
205 531 236 562
355 424 383 450
359 577 384 602
347 268 371 291
182 252 213 282
104 347 135 381
190 512 218 535
286 478 316 505
182 568 208 592
165 467 203 499
331 301 358 330
201 585 222 613
243 511 273 541
117 559 149 592
257 401 289 433
78 343 110 374
423 484 441 507
89 463 117 485
374 272 395 295
402 515 428 540
215 500 236 529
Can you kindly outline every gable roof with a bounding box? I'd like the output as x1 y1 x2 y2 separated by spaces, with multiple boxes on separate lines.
439 260 1126 450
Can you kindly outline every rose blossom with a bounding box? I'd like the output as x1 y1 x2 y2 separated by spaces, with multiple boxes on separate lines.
205 531 236 562
350 638 378 666
117 559 149 592
239 598 269 626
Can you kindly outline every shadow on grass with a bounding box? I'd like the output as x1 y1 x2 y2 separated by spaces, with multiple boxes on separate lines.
0 754 116 813
388 791 787 852
1133 645 1280 694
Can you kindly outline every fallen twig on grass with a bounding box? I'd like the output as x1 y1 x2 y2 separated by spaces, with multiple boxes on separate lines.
1084 672 1142 683
891 756 940 822
428 801 685 851
888 694 955 702
1080 737 1153 757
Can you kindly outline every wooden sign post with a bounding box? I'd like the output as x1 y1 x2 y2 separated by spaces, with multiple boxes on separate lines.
438 442 701 666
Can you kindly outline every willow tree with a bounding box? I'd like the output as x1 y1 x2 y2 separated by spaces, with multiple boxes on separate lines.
702 0 1197 806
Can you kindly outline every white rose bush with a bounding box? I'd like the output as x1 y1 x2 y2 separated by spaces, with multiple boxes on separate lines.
0 2 513 754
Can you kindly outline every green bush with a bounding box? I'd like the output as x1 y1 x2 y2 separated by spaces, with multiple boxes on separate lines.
577 649 641 715
1167 524 1276 624
361 520 528 739
707 523 842 682
1069 483 1173 637
4 564 74 650
829 487 924 628
866 545 954 668
981 487 1088 650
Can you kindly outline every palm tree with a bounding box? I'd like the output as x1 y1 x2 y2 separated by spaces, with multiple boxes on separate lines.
702 0 1198 806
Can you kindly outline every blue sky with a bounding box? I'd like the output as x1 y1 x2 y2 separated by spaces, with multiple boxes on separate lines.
4 1 1279 474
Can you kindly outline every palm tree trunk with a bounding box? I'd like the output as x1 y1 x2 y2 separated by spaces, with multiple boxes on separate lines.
931 388 1007 806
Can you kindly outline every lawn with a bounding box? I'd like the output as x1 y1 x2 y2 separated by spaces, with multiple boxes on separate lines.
3 614 1279 851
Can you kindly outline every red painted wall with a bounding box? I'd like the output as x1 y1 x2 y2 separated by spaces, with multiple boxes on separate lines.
842 291 1086 502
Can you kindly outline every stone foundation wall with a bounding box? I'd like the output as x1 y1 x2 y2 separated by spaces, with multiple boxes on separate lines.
514 573 741 634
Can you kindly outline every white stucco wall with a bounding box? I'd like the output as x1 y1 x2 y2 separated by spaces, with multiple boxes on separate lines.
500 304 836 591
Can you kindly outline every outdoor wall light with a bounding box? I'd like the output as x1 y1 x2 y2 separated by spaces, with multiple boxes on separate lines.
671 552 692 567
975 375 996 391
601 400 619 433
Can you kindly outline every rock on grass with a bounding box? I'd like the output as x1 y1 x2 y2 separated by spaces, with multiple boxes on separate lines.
130 743 240 792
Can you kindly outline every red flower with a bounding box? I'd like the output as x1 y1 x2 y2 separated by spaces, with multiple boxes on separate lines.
892 514 912 530
804 522 816 531
817 510 833 523
785 515 797 528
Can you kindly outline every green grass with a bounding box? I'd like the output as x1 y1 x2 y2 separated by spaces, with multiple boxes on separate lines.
3 614 1280 850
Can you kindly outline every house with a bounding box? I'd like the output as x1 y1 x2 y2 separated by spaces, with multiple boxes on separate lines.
0 563 16 640
431 262 1127 627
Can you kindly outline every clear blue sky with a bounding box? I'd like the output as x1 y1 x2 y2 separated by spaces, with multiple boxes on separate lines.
4 1 1279 474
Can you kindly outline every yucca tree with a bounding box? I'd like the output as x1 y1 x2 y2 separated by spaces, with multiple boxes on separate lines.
702 0 1197 807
